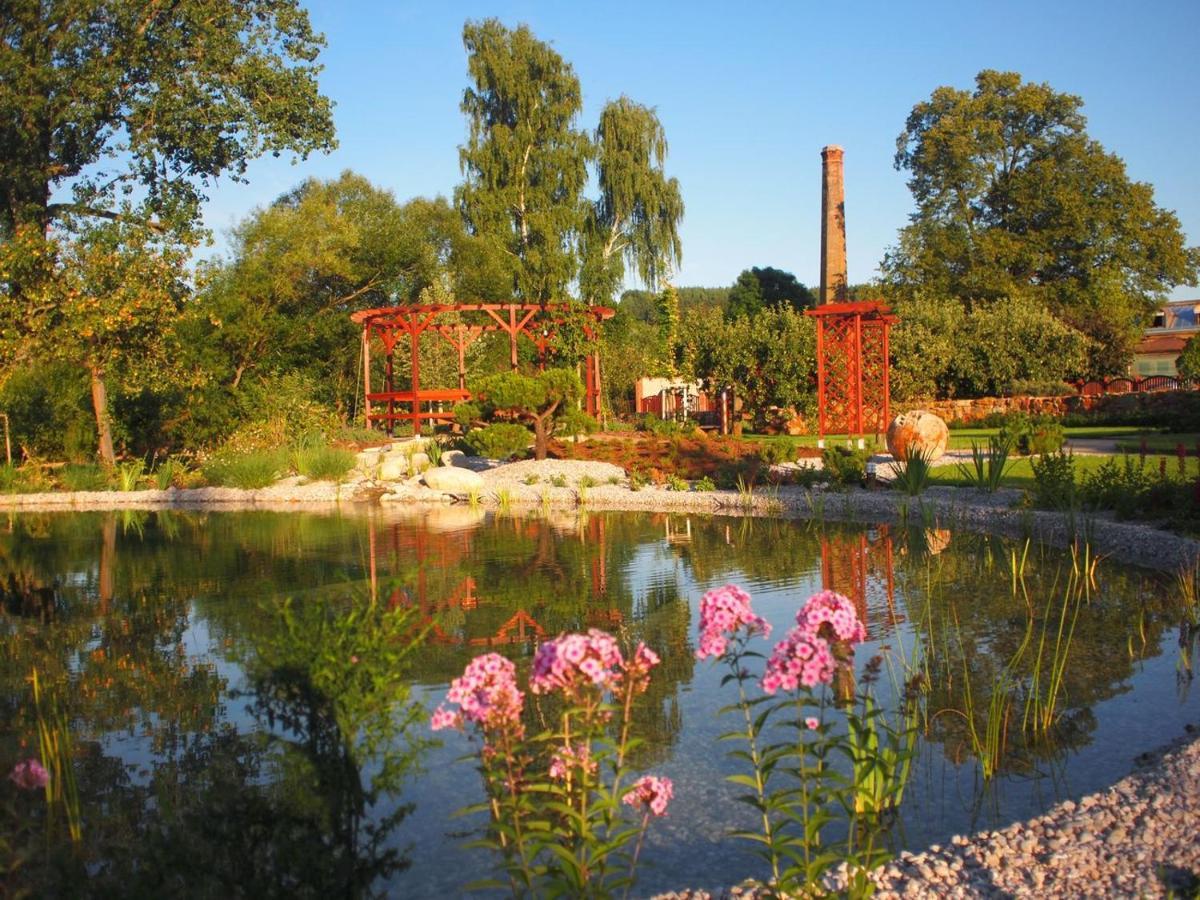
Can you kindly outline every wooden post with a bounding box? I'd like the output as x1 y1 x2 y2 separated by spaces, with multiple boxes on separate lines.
855 313 864 438
385 349 395 438
457 325 467 392
362 328 373 428
509 305 518 370
0 412 10 466
411 321 422 435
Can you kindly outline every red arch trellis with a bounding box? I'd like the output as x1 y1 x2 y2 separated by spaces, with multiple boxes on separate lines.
805 301 896 438
351 303 614 435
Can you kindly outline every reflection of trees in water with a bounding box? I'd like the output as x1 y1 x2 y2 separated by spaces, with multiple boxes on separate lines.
0 513 428 897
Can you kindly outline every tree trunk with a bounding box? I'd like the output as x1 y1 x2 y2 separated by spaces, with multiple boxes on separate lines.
90 367 116 466
533 415 549 461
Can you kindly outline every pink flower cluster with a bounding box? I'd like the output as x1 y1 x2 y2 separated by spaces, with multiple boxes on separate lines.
797 590 867 644
622 775 673 817
695 584 772 660
8 758 49 791
530 630 625 695
761 591 865 695
430 653 524 733
548 742 597 780
623 642 660 695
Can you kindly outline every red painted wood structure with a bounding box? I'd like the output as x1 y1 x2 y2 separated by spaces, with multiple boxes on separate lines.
351 303 615 435
805 300 897 438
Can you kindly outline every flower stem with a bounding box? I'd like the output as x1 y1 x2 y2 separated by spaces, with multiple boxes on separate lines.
732 646 780 888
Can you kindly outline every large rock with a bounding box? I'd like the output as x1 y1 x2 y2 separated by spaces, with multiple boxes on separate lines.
886 410 949 462
423 466 485 493
377 452 410 481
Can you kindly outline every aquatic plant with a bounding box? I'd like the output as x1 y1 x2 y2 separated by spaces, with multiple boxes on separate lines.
956 438 1011 493
31 668 82 844
699 585 914 896
114 460 143 491
431 633 670 896
889 447 935 496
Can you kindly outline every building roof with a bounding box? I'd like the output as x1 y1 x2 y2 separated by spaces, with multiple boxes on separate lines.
1136 333 1192 355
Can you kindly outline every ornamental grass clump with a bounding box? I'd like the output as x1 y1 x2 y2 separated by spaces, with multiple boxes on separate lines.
698 584 917 897
431 631 671 896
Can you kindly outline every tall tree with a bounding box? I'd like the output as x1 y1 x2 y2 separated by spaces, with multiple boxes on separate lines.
884 70 1198 376
579 97 684 305
0 0 334 243
456 19 590 304
0 222 188 463
726 267 816 319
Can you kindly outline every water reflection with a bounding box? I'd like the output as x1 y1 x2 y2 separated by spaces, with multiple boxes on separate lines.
0 508 1193 896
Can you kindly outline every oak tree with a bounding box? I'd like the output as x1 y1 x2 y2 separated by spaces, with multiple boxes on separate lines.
884 70 1198 377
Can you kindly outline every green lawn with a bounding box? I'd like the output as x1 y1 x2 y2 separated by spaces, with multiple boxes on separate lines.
743 425 1162 452
923 452 1200 491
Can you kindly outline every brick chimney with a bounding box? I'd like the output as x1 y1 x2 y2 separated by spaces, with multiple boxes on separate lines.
820 145 847 304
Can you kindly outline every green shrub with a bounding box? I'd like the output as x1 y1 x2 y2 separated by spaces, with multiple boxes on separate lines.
60 463 109 492
0 463 52 494
998 413 1065 456
696 475 716 492
635 414 687 437
1030 449 1076 509
628 470 648 491
293 444 357 482
1009 378 1075 397
755 441 795 466
822 446 870 486
152 458 182 489
202 449 288 489
1079 456 1155 518
665 474 688 491
550 474 568 488
465 424 531 461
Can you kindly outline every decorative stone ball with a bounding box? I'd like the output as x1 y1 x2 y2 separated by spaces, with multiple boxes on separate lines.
886 410 949 462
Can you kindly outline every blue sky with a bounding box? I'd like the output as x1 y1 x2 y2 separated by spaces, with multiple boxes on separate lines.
200 0 1200 297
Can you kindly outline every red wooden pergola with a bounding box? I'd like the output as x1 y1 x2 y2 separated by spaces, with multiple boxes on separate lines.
805 300 897 439
350 303 615 435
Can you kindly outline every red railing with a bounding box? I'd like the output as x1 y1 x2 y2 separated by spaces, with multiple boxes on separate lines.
1073 376 1197 396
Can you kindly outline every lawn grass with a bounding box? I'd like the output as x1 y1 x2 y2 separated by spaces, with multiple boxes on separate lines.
925 452 1199 491
742 425 1157 452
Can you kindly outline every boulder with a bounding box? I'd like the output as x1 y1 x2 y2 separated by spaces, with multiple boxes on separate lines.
377 453 409 481
423 466 485 493
441 449 466 467
886 410 949 462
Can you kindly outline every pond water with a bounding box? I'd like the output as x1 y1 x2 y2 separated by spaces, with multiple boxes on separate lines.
0 507 1197 896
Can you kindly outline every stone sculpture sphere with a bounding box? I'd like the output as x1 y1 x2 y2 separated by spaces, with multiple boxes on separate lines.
886 410 949 462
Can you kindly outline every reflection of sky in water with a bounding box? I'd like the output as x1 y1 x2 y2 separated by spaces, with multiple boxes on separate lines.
1 509 1196 897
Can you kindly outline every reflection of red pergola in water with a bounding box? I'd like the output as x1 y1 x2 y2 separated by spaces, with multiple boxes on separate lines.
805 301 897 438
350 303 615 435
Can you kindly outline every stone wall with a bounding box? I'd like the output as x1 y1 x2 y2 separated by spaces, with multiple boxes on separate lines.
897 390 1200 425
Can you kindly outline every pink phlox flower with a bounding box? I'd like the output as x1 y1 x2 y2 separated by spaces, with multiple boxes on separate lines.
530 630 625 695
548 742 597 780
797 590 866 645
805 717 820 730
620 642 660 694
429 706 461 731
622 775 673 817
696 584 771 660
8 758 49 791
761 626 837 694
434 653 524 733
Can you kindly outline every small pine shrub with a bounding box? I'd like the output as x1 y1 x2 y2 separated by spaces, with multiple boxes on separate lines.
755 442 795 466
464 424 532 461
550 474 568 488
822 446 870 486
